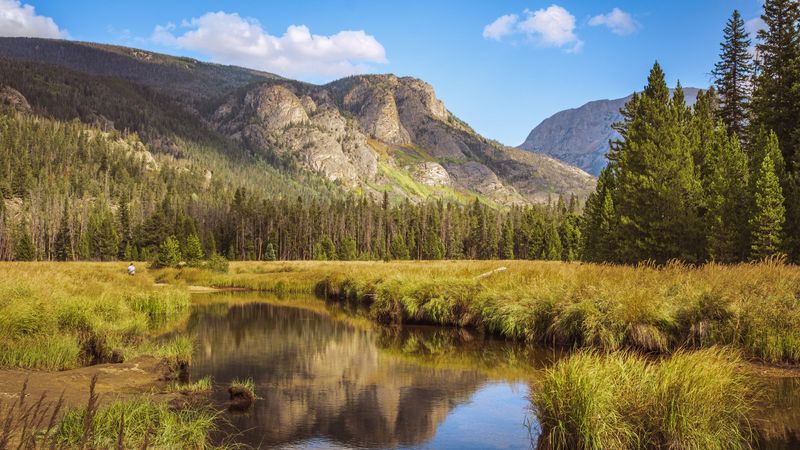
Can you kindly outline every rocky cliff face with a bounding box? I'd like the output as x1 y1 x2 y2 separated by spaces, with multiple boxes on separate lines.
0 37 596 205
210 73 595 204
520 88 701 176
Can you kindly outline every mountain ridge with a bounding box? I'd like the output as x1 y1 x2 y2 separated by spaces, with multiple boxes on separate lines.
0 37 595 205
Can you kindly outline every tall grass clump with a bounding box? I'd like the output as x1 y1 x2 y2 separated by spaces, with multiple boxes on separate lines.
0 262 191 370
532 348 752 450
53 398 218 449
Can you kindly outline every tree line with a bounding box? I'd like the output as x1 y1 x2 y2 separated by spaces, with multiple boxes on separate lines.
582 0 800 264
0 111 582 263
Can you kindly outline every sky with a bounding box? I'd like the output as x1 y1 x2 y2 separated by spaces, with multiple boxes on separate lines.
0 0 767 146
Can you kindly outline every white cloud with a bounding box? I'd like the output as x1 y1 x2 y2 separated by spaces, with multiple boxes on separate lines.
483 4 582 53
589 8 639 35
483 14 518 40
0 0 66 38
519 5 581 48
745 16 765 36
151 11 387 80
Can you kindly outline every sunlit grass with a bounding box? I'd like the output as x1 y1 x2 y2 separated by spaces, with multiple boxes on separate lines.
0 262 190 370
164 259 800 364
532 348 753 450
53 398 218 449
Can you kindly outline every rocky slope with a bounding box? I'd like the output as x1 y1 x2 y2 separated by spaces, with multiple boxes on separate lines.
0 37 595 205
519 88 701 176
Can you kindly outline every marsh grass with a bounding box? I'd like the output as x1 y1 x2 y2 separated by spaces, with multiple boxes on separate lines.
228 378 256 398
0 262 190 370
168 376 213 394
166 260 800 364
532 348 753 450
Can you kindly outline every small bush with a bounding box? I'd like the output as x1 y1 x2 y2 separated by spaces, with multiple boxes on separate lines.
205 252 229 273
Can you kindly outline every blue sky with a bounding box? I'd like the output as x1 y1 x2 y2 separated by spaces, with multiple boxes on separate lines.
1 0 766 145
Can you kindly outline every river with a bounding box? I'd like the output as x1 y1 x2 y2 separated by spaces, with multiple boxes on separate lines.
187 293 800 449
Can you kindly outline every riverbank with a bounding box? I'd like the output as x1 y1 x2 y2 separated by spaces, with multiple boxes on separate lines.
158 260 800 365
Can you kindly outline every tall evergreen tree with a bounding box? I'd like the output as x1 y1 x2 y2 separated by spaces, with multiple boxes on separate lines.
14 223 35 261
607 63 704 263
712 10 754 137
750 153 786 259
54 203 73 261
751 0 800 165
706 129 751 261
501 217 515 259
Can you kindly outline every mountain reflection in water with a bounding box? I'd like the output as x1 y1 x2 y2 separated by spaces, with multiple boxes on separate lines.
187 295 800 449
188 297 542 449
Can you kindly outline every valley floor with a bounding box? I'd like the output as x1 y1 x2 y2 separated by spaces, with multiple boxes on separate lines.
1 260 799 448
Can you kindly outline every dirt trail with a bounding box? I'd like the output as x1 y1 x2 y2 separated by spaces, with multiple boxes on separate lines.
0 356 176 410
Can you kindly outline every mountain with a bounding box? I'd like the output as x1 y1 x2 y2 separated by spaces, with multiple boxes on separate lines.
519 88 701 176
0 37 594 205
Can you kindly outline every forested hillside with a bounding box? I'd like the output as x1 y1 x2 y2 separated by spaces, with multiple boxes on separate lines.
0 38 589 262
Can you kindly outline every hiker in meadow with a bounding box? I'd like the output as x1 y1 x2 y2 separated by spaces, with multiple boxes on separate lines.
127 262 136 276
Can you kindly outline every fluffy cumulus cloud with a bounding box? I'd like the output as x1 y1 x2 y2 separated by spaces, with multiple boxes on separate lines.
482 14 518 40
0 0 66 38
588 8 639 35
152 11 386 80
483 5 583 53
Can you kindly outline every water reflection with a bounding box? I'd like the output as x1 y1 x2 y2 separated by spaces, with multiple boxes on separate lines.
188 294 800 450
188 297 538 449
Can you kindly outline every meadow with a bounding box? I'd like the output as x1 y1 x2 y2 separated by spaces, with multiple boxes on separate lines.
3 260 799 448
0 262 192 371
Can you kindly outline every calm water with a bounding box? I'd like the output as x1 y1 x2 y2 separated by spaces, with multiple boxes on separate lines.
187 293 800 449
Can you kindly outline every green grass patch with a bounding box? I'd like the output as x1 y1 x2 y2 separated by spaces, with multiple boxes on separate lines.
53 398 218 449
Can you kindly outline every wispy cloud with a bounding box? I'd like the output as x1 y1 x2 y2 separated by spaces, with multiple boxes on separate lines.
588 8 640 36
0 0 66 38
151 11 387 80
483 5 583 53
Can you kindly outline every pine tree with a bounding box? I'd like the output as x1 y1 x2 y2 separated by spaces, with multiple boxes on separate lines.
707 129 751 261
501 217 515 259
14 223 35 261
607 63 704 263
320 236 336 260
184 233 204 266
559 215 581 261
390 234 410 260
750 153 786 259
543 220 563 260
153 236 182 268
581 169 616 261
751 0 800 165
264 242 277 261
88 205 119 261
712 10 754 137
338 236 357 261
117 200 132 259
54 204 73 261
